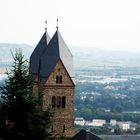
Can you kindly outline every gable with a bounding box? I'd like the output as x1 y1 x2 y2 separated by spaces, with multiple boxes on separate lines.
44 60 74 86
40 30 75 85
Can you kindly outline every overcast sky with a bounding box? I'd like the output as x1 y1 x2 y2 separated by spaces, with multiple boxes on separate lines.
0 0 140 52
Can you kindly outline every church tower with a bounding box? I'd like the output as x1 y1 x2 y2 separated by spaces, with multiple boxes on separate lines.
30 21 75 138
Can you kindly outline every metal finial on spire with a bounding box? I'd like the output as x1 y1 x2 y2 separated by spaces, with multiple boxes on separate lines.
56 17 59 30
45 19 47 31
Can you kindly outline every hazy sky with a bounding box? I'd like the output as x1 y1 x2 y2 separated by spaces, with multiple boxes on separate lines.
0 0 140 52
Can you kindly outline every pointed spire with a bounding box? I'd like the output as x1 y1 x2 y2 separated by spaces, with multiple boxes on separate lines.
30 21 51 81
56 17 59 30
45 19 47 32
40 29 74 85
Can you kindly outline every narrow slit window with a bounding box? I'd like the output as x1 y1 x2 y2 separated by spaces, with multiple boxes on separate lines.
63 125 65 133
56 76 59 83
62 96 66 108
60 75 62 83
51 125 53 132
52 96 56 108
57 96 61 108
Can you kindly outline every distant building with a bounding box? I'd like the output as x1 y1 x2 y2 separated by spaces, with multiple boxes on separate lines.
105 109 111 112
110 120 138 131
75 118 106 127
75 117 85 126
30 21 75 138
130 123 137 131
87 119 106 127
117 122 130 130
110 119 117 126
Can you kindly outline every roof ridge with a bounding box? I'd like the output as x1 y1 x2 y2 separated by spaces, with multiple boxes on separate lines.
57 30 73 57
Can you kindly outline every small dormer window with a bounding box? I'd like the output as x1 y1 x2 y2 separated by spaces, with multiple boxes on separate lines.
56 75 62 84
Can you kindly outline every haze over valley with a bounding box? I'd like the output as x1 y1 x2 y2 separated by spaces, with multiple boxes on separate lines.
1 43 140 127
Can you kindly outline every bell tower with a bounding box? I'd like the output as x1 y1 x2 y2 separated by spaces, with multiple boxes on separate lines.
30 20 75 138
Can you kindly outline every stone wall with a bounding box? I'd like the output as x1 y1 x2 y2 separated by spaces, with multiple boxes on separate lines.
38 60 75 138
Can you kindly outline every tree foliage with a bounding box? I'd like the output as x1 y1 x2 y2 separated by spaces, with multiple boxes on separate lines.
0 49 53 140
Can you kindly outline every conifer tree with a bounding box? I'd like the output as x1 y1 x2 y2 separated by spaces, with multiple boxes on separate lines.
0 49 54 140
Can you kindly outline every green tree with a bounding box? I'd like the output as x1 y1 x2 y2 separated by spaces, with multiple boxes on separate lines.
0 49 53 140
114 126 123 135
79 108 93 121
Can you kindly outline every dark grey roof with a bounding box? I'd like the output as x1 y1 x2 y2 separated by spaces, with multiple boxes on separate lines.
40 30 75 84
72 129 104 140
30 31 50 80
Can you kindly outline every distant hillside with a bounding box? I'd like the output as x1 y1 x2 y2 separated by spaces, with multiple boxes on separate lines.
0 43 34 72
0 43 34 62
1 43 140 72
71 47 140 68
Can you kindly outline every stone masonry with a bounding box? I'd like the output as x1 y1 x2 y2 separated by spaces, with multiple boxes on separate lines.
42 60 75 137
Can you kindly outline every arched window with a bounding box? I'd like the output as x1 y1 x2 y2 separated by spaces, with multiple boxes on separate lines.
56 75 63 84
62 96 66 108
52 96 56 108
57 96 61 108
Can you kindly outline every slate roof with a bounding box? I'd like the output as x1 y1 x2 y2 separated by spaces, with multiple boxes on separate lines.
72 129 104 140
40 30 75 84
30 31 50 80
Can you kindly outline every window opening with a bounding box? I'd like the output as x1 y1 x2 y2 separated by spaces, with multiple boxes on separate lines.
56 76 59 83
60 76 62 83
63 125 65 133
57 96 61 108
62 96 66 108
56 75 63 84
52 96 56 108
51 125 53 132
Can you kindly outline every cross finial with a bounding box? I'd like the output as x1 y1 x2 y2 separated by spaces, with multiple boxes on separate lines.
45 19 47 31
56 17 59 30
